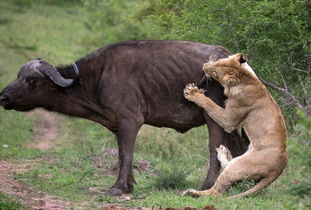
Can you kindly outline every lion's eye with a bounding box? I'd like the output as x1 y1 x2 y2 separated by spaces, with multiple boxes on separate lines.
211 71 217 77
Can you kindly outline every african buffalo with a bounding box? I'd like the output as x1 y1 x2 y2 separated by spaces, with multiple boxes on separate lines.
0 40 248 196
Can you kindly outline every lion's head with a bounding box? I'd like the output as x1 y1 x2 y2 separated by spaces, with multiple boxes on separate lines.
203 53 257 87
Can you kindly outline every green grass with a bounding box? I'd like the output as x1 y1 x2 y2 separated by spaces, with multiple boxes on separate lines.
0 192 24 210
0 0 310 209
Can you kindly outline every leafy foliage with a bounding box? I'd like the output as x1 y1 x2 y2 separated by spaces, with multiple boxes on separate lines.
80 0 152 46
287 110 311 197
73 0 311 123
138 0 311 123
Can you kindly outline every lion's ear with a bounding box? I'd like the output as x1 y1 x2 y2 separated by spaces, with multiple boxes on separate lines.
238 53 247 64
224 74 240 86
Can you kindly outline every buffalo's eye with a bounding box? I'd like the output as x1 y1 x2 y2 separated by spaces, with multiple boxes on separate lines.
25 77 37 87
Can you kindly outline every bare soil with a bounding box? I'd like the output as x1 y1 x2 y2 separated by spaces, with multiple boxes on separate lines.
27 109 59 150
0 110 148 209
0 159 70 209
0 109 71 209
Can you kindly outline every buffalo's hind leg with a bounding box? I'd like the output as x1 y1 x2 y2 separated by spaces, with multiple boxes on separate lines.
202 119 248 190
106 119 142 196
201 115 224 190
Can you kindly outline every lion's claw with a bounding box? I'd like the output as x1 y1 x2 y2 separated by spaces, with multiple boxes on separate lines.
182 189 201 198
184 83 205 101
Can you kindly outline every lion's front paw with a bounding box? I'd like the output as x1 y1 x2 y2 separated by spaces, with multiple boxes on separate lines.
182 189 201 198
184 83 205 101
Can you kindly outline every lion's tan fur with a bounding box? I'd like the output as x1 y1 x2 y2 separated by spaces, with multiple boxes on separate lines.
183 53 288 198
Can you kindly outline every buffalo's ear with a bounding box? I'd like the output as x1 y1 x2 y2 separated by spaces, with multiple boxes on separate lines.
238 53 247 64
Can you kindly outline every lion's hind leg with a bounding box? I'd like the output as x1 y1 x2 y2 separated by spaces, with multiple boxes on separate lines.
183 152 257 197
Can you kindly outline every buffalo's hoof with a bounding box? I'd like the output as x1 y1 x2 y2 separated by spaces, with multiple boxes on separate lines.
105 188 124 196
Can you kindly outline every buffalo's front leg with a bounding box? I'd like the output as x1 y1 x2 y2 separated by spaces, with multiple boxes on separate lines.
106 119 142 196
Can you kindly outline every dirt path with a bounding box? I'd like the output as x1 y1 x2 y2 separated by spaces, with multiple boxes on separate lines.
0 109 209 210
0 160 70 209
0 109 71 209
0 110 147 209
27 109 60 150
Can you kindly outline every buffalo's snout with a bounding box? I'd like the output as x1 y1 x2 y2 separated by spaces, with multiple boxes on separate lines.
0 93 12 109
0 87 13 109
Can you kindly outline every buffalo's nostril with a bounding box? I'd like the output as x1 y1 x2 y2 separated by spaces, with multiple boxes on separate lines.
0 94 12 106
0 95 7 102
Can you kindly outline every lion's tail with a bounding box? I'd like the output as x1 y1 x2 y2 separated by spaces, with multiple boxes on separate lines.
228 175 278 199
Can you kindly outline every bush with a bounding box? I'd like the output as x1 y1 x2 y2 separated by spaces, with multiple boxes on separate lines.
286 109 311 197
138 0 311 124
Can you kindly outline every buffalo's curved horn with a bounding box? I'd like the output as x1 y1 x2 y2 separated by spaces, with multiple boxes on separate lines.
37 59 74 88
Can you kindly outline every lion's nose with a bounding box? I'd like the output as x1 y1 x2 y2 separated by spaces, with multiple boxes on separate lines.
203 62 211 71
202 63 212 74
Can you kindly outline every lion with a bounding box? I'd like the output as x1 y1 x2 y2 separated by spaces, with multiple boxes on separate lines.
182 53 288 199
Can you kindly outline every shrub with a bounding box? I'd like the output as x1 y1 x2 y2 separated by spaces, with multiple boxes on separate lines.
286 109 311 197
